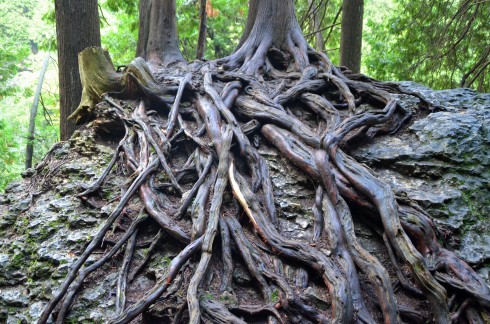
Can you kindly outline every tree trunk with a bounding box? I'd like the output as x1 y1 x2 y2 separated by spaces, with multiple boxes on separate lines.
196 0 207 60
25 54 50 169
250 0 301 49
340 0 364 73
136 0 152 59
236 0 260 48
226 0 309 74
136 0 185 69
55 0 101 141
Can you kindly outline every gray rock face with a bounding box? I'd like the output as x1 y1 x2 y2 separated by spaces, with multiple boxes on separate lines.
0 83 488 321
259 145 315 240
351 83 490 280
0 131 122 323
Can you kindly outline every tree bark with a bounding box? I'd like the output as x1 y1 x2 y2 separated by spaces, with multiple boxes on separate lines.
226 0 309 74
250 0 302 49
196 0 207 60
55 0 101 141
340 0 364 73
236 0 260 48
136 0 152 59
136 0 185 69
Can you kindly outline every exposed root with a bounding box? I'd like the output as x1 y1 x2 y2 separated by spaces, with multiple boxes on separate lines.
220 36 273 75
56 212 148 323
187 126 233 324
37 46 490 324
115 227 138 314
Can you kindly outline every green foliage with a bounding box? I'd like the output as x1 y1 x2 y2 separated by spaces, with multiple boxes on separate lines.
363 0 490 92
0 54 60 192
105 0 138 16
0 0 38 96
177 0 248 60
271 287 279 303
0 118 23 190
295 0 343 64
99 1 138 66
0 0 59 192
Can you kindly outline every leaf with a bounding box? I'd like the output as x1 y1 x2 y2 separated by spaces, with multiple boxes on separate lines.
206 0 219 19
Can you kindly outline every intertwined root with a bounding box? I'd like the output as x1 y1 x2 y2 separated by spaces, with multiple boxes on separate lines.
38 49 489 324
219 27 310 76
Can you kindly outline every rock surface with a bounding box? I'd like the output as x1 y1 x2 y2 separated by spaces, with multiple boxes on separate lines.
0 131 123 323
351 82 490 280
0 83 489 322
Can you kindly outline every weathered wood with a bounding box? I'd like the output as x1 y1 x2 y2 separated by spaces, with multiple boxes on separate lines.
69 47 124 124
69 48 170 124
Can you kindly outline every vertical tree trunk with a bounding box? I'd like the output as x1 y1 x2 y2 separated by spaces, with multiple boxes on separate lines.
55 0 101 141
244 0 303 50
226 0 309 74
25 54 50 169
340 0 364 73
137 0 185 68
196 0 207 59
136 0 152 59
236 0 260 48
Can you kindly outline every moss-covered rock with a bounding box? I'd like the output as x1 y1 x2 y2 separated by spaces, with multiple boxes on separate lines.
352 83 490 281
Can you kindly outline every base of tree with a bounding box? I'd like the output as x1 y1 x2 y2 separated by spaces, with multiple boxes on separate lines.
38 47 490 324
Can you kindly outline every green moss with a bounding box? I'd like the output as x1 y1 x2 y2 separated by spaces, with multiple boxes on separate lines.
163 256 172 267
218 293 237 306
27 260 52 280
200 292 214 301
101 189 114 200
271 288 279 304
10 252 26 268
461 190 484 221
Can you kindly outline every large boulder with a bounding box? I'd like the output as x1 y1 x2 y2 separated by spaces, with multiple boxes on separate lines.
351 82 490 280
0 83 489 322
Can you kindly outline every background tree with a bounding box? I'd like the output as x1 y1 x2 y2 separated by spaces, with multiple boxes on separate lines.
364 0 490 91
307 0 326 51
136 0 184 68
340 0 364 73
55 0 101 140
297 0 342 61
177 0 248 60
196 0 207 59
25 54 50 169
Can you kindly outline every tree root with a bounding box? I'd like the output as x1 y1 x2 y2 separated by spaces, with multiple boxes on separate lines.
38 47 490 324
